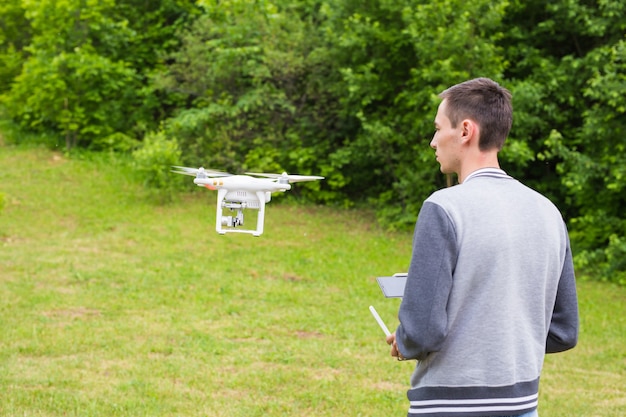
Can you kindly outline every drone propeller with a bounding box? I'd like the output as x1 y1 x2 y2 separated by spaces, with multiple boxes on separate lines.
171 166 232 178
245 172 324 183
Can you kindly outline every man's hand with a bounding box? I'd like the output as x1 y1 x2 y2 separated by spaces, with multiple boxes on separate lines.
386 332 405 360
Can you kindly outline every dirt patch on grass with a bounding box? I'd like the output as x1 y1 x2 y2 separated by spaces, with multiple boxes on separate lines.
42 307 101 319
295 330 324 339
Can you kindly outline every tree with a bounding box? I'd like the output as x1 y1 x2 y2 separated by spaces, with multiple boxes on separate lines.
155 0 349 201
542 39 626 284
2 0 199 149
499 0 626 283
315 0 511 225
0 0 30 93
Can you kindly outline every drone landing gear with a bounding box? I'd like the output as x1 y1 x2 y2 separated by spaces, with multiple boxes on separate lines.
215 190 266 236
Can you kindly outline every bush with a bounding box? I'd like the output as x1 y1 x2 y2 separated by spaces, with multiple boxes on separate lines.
575 234 626 286
132 130 183 202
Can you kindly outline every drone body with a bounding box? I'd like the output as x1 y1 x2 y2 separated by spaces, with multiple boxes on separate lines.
172 167 323 236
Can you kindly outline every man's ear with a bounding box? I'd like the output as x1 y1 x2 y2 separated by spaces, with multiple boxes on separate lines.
460 119 478 145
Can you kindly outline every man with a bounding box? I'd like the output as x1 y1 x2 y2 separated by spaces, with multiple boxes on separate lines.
385 78 579 417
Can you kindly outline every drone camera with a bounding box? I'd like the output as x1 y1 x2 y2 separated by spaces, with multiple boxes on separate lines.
221 215 243 227
221 216 234 227
221 208 244 228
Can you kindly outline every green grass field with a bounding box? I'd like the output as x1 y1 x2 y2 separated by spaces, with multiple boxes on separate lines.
1 144 624 416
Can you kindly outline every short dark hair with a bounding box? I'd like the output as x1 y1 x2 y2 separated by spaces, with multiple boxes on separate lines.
438 78 512 151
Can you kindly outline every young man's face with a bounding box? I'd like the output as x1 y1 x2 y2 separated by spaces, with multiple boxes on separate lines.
430 99 463 175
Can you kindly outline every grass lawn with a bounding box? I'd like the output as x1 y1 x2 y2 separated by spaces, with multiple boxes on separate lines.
1 144 624 416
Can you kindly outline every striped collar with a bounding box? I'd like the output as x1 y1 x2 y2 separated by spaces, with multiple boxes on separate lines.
463 168 511 183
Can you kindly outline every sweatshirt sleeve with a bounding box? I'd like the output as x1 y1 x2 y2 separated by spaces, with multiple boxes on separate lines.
395 201 457 360
546 233 579 353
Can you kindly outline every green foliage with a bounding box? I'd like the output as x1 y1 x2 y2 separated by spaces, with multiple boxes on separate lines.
156 0 349 203
0 0 30 93
131 130 183 201
5 48 138 149
540 38 626 284
16 0 146 145
575 235 626 286
1 0 199 149
317 0 510 226
90 132 140 153
494 0 626 284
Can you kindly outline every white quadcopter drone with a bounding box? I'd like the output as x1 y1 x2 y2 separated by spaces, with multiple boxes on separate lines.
172 166 324 236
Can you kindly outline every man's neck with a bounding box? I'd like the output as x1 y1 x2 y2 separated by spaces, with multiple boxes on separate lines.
458 153 500 184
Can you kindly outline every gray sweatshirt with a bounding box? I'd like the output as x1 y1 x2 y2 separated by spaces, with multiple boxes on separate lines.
395 168 579 417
